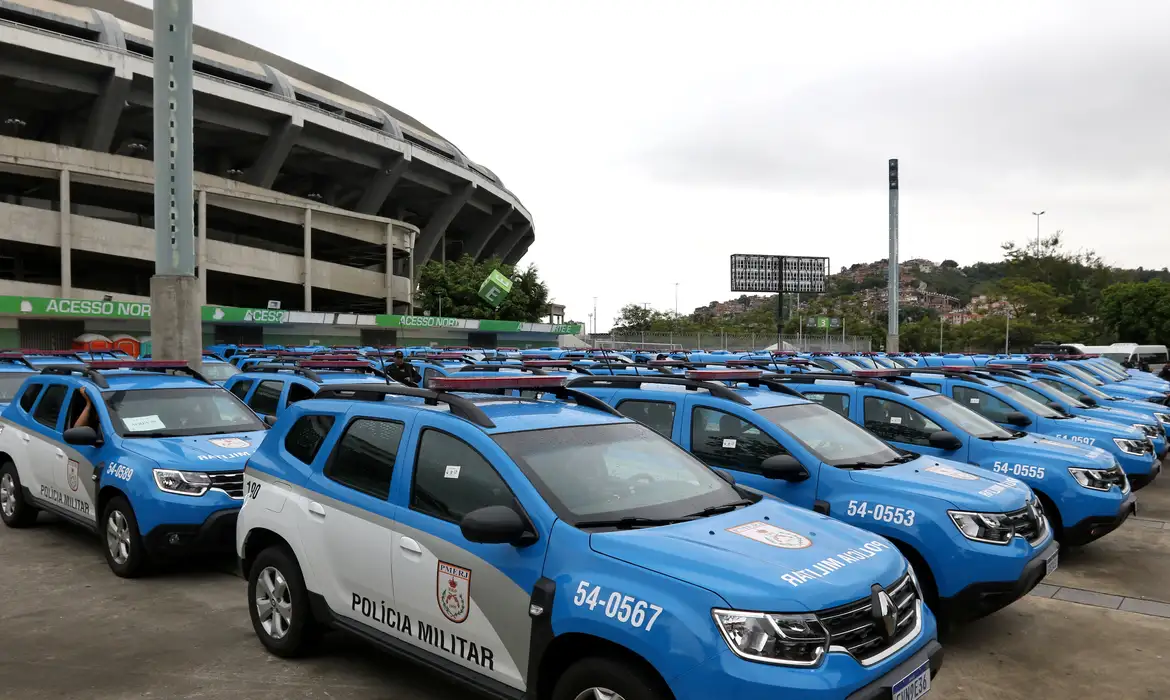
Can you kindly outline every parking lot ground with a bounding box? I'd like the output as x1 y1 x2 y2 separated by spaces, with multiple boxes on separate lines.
3 507 1170 700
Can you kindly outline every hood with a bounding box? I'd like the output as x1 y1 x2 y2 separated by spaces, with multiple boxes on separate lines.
1043 415 1142 440
590 499 906 612
121 431 267 471
1106 384 1165 401
1105 397 1168 416
993 433 1116 468
1086 406 1156 427
848 457 1031 511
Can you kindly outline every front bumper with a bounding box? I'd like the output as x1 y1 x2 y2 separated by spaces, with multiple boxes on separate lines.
937 539 1058 623
846 640 944 700
143 508 239 556
1064 491 1137 546
1129 460 1161 491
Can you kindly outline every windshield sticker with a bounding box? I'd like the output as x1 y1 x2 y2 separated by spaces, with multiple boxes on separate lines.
969 398 980 404
781 540 893 588
444 465 461 479
123 414 166 432
924 464 979 481
209 437 251 449
437 561 472 623
727 521 813 549
722 438 737 449
890 416 902 424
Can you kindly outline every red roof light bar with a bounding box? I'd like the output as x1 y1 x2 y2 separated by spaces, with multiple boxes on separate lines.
427 375 568 391
522 360 572 367
853 369 900 377
299 361 375 369
685 369 763 381
88 360 189 369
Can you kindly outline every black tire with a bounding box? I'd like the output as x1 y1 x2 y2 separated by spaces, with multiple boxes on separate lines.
551 656 669 700
0 461 37 528
101 496 148 578
247 545 321 658
1035 491 1064 543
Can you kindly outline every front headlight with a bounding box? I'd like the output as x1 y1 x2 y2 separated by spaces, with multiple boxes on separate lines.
948 510 1014 544
1068 466 1117 491
712 610 828 666
1113 437 1148 455
153 469 211 496
1134 424 1160 439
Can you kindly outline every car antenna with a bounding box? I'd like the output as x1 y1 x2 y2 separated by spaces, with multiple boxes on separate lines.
377 350 391 386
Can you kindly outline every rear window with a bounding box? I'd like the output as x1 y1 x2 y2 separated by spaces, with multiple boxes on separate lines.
284 414 335 464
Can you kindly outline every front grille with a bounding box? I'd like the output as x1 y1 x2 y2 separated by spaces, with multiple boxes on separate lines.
1004 501 1046 544
818 573 919 664
207 471 244 499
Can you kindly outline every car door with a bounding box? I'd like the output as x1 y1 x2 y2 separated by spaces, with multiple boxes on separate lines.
389 417 542 692
613 397 678 440
300 408 408 626
54 386 105 526
683 398 818 507
25 381 70 504
861 395 960 460
246 378 285 419
3 382 48 497
951 385 1029 430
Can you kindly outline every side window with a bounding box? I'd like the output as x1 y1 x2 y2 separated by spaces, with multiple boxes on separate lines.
324 418 404 499
228 379 253 400
953 386 1014 423
918 382 943 393
18 383 43 412
690 405 785 470
32 384 68 430
411 429 515 523
247 380 284 416
863 397 942 446
615 399 676 438
286 383 316 405
802 392 850 418
812 359 837 372
422 368 440 386
285 414 336 464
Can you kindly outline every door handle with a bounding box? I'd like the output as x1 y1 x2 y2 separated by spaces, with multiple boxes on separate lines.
20 433 29 442
55 449 65 458
307 501 326 518
399 537 423 555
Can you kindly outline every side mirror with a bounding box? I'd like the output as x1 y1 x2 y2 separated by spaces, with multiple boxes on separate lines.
928 430 963 451
63 426 99 446
714 469 736 486
1046 401 1069 415
1006 411 1033 427
759 454 810 482
460 505 534 546
263 414 278 427
1080 396 1098 407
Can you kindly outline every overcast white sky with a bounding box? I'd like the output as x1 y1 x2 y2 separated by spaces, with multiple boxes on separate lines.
189 0 1170 330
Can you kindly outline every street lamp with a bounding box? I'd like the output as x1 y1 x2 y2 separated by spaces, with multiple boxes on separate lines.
1032 211 1045 250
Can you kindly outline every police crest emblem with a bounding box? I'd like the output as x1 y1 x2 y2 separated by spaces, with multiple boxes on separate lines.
436 561 471 623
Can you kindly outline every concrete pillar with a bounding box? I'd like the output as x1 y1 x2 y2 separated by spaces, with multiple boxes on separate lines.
414 182 475 270
504 232 535 266
357 153 409 215
197 189 207 304
408 229 416 310
385 222 394 314
495 221 532 265
465 204 513 260
59 169 71 296
303 207 313 311
151 275 202 367
248 117 301 189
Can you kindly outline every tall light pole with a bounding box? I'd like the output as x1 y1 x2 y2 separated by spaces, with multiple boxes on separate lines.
887 159 900 352
674 282 679 316
1032 211 1045 251
593 296 598 337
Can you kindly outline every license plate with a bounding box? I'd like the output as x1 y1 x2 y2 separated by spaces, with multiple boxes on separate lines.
892 661 931 700
1046 553 1059 576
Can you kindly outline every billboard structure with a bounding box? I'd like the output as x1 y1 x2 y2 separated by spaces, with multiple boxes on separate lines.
730 254 830 350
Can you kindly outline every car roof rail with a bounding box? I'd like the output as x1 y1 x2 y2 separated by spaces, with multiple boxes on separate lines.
581 364 675 376
85 360 212 385
567 375 752 405
971 365 1031 379
38 364 110 388
762 373 913 396
313 383 497 428
0 353 36 369
252 363 323 383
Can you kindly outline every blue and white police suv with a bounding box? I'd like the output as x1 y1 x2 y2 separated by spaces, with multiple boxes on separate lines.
238 374 942 700
0 360 267 576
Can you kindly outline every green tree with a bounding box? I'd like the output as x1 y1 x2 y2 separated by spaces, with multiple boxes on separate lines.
415 255 550 321
1099 281 1170 344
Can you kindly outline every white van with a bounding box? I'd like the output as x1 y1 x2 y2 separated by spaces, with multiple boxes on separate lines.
1066 343 1168 371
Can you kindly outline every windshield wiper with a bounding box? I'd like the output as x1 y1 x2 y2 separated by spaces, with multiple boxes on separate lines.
980 434 1017 441
123 431 184 438
574 516 689 530
835 460 892 469
682 499 754 519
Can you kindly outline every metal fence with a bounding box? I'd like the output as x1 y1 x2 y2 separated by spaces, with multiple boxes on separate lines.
593 332 872 353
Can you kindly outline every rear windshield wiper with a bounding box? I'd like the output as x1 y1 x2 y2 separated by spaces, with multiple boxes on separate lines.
574 516 688 530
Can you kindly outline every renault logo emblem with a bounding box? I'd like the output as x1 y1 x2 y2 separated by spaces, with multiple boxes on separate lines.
870 585 898 641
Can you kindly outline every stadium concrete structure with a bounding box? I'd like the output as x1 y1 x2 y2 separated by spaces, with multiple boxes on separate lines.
0 0 535 324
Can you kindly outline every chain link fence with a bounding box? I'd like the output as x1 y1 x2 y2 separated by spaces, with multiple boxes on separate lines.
592 332 872 353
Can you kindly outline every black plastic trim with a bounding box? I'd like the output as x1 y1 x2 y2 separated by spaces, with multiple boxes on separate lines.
526 577 557 695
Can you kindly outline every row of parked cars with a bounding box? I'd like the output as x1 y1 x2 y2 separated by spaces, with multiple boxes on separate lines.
1 343 1166 700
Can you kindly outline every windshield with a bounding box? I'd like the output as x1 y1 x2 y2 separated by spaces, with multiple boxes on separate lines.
755 403 904 467
890 357 917 368
0 372 34 401
1059 364 1105 386
1103 354 1130 365
104 387 266 437
996 384 1064 418
201 363 240 382
1038 376 1110 402
1023 380 1087 408
873 357 899 369
833 357 867 370
1086 362 1126 381
494 422 742 525
847 356 877 368
917 394 1014 439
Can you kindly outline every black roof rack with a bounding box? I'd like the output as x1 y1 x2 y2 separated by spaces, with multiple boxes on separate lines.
966 366 1031 380
39 364 110 389
313 383 496 428
567 375 752 405
763 373 913 396
898 367 987 384
580 364 674 377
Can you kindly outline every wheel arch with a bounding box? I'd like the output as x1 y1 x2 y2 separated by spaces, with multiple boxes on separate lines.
241 526 294 579
536 632 674 700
